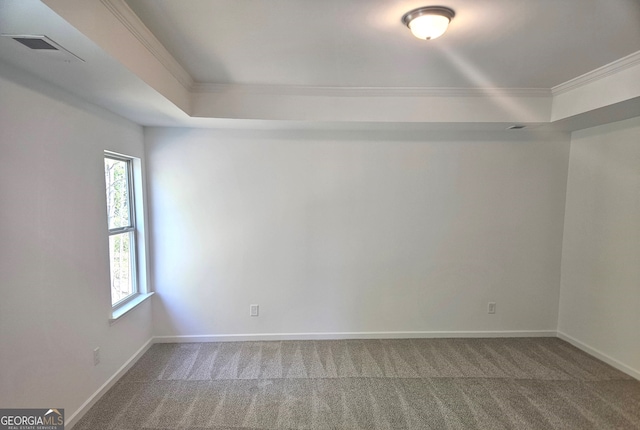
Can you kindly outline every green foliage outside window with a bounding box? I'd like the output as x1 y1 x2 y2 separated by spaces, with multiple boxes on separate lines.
105 156 135 305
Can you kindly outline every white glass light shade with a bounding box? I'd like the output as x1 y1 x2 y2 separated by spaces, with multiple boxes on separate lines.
408 14 450 40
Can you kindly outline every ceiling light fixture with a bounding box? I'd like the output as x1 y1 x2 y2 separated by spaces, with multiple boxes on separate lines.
402 6 455 40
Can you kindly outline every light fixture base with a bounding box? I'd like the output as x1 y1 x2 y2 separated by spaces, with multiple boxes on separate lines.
401 6 456 27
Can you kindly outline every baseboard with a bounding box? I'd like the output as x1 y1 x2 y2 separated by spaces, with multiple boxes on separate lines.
153 330 557 343
557 331 640 381
66 337 154 429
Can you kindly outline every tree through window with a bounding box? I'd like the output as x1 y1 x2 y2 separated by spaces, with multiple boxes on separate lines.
104 155 137 306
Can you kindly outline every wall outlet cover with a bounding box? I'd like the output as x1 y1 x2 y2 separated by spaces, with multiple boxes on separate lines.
93 347 100 366
250 304 259 317
488 302 496 314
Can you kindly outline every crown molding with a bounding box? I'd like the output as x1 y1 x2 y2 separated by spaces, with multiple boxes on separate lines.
100 0 193 89
191 83 551 98
552 50 640 95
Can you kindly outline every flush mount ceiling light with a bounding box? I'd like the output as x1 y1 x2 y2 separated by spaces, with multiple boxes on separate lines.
402 6 455 40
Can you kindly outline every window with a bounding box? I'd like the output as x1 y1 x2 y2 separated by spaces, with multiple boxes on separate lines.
104 154 137 306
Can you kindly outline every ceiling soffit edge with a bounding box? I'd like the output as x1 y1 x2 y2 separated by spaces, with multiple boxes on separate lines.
100 0 193 89
552 50 640 95
190 84 551 98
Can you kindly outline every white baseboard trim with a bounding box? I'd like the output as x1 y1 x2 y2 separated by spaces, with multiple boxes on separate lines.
153 330 557 343
557 331 640 381
66 338 154 429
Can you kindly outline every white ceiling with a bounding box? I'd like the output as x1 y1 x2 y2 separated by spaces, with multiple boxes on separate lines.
1 0 639 129
126 0 640 88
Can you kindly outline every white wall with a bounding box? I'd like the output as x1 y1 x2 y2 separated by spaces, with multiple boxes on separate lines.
0 64 152 422
146 127 570 338
559 116 640 378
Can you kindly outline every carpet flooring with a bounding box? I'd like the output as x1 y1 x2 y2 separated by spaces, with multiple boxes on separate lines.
73 337 640 429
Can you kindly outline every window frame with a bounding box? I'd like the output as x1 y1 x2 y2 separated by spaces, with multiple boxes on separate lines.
105 153 139 309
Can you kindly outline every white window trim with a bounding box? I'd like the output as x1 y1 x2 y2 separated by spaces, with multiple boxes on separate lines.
105 151 152 322
109 292 154 323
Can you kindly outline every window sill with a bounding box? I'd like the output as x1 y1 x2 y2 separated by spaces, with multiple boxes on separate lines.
109 292 154 324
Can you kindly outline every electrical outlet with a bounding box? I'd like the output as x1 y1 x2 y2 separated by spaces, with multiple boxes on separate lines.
250 304 259 317
93 347 100 366
488 302 496 314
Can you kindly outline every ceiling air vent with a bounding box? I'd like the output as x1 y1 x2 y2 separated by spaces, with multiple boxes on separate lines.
13 36 59 50
1 35 84 62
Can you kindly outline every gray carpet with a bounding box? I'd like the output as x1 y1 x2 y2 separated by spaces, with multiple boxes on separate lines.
74 337 640 429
